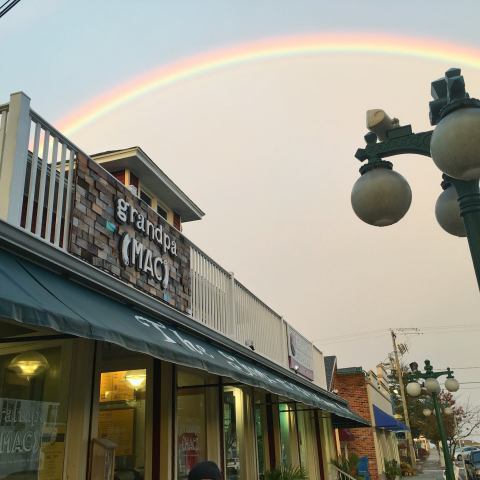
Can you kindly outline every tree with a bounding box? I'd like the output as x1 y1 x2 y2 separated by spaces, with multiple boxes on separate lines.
387 363 480 452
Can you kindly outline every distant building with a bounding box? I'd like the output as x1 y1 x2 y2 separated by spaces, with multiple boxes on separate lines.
327 359 405 480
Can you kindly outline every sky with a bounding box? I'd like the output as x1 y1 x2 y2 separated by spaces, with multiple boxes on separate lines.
2 1 480 420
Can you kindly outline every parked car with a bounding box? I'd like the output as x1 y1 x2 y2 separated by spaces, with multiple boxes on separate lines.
455 446 479 461
465 450 480 479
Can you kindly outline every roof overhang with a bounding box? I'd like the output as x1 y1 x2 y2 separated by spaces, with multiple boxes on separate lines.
92 147 205 222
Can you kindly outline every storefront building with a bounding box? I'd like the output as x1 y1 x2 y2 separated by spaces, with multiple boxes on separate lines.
331 364 405 480
0 92 367 480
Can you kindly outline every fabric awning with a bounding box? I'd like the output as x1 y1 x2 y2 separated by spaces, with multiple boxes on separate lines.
373 405 408 431
338 429 355 441
0 248 368 428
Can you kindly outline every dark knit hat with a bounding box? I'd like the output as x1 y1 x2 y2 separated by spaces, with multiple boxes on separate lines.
188 461 222 480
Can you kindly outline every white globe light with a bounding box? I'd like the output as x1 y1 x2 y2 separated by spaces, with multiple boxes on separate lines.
8 351 49 379
444 407 454 415
406 382 422 397
431 108 480 180
425 378 441 394
445 377 460 392
125 370 146 389
351 168 412 226
423 408 432 417
435 186 467 237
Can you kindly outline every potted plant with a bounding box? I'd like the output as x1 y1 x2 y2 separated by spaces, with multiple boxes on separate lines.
264 466 308 480
332 453 360 478
384 459 402 480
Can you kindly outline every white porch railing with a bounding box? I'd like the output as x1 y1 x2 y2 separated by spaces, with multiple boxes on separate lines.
23 110 77 249
331 465 359 480
0 104 8 169
190 243 288 366
0 92 79 250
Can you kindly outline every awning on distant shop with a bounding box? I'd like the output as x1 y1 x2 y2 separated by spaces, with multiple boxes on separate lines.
338 429 355 441
0 248 368 428
373 405 408 431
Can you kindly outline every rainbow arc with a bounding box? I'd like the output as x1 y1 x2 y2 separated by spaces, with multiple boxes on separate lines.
57 33 480 135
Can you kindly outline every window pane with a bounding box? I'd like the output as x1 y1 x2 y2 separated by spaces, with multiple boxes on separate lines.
98 369 147 479
177 389 207 479
0 345 70 479
224 387 243 480
255 404 265 478
279 403 299 468
140 191 152 207
157 205 167 220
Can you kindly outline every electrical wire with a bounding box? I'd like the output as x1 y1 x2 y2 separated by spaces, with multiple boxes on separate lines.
314 323 480 345
0 0 21 18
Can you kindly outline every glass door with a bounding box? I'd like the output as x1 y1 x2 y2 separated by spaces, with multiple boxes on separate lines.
91 343 152 480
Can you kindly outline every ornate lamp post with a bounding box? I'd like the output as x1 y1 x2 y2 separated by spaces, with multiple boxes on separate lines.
351 68 480 289
406 360 460 480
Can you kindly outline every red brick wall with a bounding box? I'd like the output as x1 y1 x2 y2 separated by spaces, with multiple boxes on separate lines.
333 372 379 480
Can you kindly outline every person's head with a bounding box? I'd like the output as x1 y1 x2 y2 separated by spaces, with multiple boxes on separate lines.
188 461 222 480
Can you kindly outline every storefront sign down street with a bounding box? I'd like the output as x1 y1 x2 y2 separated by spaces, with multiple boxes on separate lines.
287 326 314 380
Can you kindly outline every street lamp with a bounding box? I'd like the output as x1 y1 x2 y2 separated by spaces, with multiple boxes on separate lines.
406 360 460 480
351 68 480 289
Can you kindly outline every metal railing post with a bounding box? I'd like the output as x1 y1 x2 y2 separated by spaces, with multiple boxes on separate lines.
0 92 31 224
227 271 237 340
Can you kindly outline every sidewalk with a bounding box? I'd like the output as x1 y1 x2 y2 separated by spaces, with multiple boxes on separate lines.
415 450 445 480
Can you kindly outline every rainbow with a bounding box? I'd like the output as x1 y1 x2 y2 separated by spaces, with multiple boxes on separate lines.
57 32 480 135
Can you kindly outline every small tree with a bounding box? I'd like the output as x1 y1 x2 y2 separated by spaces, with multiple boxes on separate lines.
387 363 480 452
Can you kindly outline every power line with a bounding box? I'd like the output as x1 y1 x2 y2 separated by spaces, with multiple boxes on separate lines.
0 0 21 19
314 324 480 345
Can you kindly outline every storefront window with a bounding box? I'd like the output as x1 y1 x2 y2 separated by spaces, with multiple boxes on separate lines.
0 343 70 479
254 404 265 478
98 368 147 479
224 386 248 480
176 369 208 479
296 409 319 477
279 402 299 468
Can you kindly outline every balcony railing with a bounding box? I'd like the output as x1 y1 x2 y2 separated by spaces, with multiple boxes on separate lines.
0 91 316 376
190 244 288 365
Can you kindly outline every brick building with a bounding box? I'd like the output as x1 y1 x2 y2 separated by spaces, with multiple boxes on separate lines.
328 361 404 480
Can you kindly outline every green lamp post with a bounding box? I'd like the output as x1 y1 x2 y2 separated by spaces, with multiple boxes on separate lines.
351 68 480 289
406 360 460 480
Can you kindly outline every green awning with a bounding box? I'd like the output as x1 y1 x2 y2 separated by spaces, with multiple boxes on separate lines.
0 249 368 428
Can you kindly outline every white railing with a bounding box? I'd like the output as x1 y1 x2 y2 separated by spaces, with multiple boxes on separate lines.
331 465 359 480
190 243 288 366
234 281 287 365
22 110 77 249
0 104 8 169
190 246 233 336
0 93 79 251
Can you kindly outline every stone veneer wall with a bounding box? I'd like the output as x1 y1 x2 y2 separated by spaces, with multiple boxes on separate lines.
69 152 191 314
333 371 379 480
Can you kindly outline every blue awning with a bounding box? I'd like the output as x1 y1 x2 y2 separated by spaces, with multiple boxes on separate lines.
373 405 408 432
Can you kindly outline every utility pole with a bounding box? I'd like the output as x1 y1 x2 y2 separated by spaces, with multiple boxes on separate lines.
391 329 417 467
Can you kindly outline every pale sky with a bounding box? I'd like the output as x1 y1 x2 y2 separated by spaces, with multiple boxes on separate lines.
2 1 480 418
